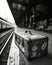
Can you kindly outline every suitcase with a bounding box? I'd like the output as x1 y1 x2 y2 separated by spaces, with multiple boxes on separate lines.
15 31 48 61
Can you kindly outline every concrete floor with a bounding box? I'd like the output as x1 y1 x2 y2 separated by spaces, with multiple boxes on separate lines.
7 34 19 65
7 27 52 65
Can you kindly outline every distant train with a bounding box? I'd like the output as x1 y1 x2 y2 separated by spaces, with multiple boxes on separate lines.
0 17 14 29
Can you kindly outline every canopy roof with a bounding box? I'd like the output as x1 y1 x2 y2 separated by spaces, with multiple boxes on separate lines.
0 0 16 25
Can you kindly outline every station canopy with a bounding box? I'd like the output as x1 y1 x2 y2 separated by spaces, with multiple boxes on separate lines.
0 0 16 26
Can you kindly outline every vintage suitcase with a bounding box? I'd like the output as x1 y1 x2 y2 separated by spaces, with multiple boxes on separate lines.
15 31 48 61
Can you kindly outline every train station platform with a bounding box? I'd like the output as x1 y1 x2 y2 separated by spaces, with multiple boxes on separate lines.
0 27 52 65
7 27 52 65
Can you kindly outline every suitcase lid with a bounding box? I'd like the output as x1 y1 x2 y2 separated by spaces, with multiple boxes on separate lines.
16 31 46 40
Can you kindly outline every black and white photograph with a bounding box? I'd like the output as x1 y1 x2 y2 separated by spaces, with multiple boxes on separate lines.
0 0 52 65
